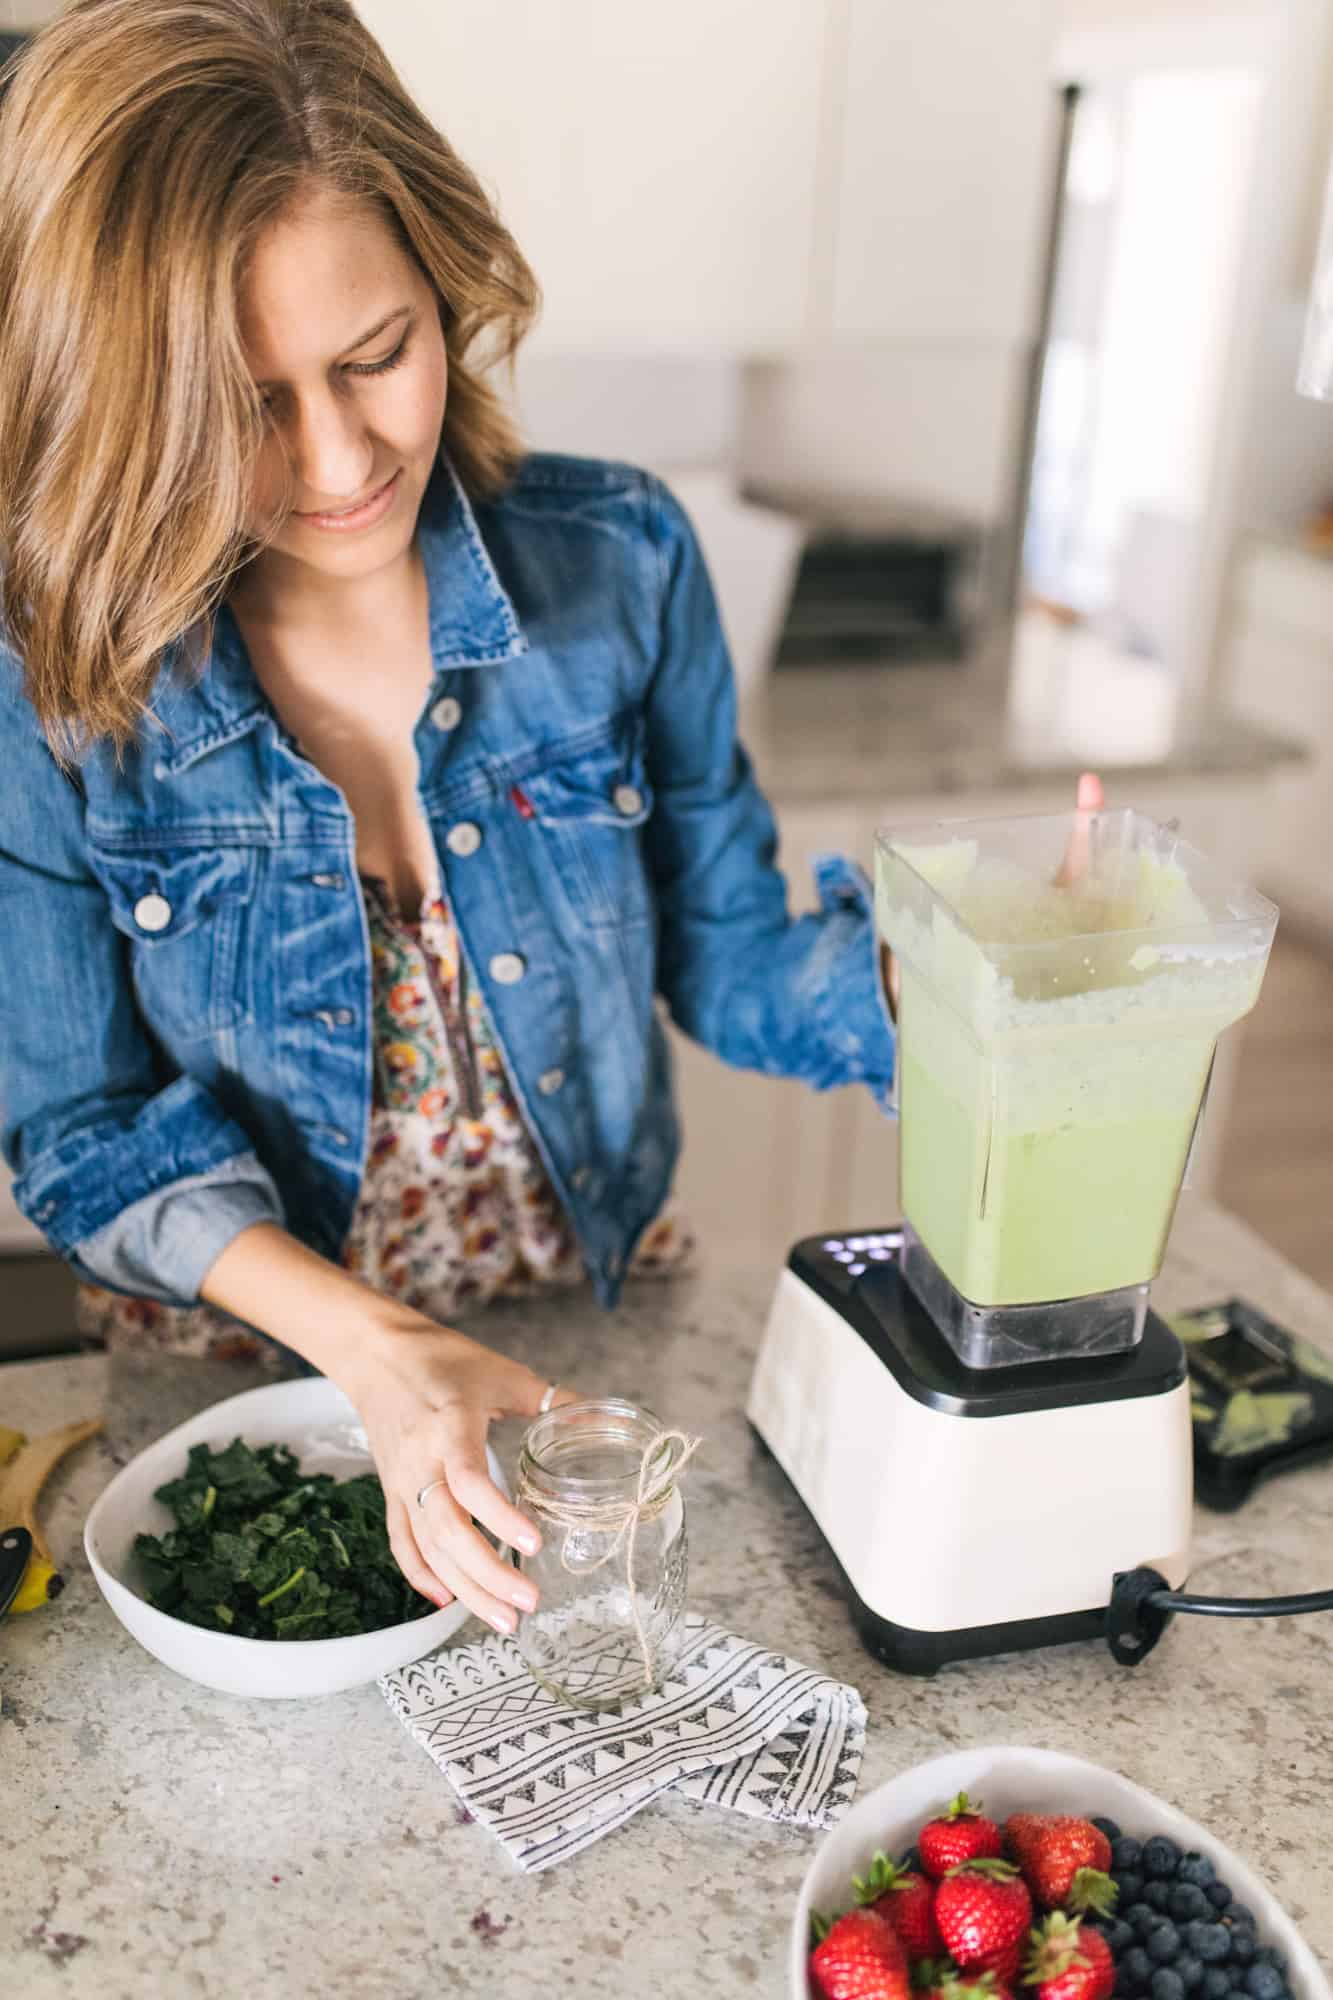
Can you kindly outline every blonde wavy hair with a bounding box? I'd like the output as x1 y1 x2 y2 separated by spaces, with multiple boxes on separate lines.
0 0 539 751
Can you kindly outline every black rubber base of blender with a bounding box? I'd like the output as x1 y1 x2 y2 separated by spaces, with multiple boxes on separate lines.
846 1577 1107 1678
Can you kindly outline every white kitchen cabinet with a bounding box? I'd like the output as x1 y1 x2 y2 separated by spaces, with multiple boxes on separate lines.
735 0 1061 522
1219 538 1333 940
829 0 1061 342
357 0 827 353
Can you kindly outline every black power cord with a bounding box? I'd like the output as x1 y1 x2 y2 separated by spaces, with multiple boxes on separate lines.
1106 1565 1333 1665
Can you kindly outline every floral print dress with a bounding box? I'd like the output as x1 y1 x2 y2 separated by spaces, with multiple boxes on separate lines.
76 877 693 1362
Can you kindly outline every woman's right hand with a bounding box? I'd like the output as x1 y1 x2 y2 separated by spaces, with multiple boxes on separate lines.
199 1223 577 1634
341 1301 577 1632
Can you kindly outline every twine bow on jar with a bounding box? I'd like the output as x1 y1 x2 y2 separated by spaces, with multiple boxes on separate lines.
516 1426 701 1692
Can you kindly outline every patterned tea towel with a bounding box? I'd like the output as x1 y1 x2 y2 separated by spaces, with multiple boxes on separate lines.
379 1614 867 1872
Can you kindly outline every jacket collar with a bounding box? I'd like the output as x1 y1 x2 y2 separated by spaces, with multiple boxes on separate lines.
151 453 527 775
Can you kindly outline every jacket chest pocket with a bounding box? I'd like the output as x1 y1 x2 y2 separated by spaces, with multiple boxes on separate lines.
89 843 257 1035
520 726 655 932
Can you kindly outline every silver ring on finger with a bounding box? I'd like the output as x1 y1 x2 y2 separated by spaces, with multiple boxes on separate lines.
538 1381 559 1414
416 1477 448 1510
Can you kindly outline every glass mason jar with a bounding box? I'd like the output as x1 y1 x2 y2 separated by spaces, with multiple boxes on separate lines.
515 1398 691 1709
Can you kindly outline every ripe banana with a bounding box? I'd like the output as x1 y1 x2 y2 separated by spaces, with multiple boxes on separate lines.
0 1415 102 1613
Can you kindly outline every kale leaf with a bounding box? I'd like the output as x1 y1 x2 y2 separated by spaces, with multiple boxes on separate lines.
131 1438 435 1640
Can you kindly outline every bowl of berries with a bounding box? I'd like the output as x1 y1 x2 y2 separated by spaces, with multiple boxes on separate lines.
794 1747 1328 2000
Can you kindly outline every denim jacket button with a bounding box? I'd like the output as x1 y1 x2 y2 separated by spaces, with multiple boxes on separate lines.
537 1067 565 1096
133 893 172 933
446 822 482 858
489 951 526 985
430 695 462 732
613 784 644 818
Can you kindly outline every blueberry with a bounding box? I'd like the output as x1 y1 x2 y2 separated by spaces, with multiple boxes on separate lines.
1152 1972 1186 2000
901 1845 921 1872
1115 1969 1139 1999
1184 1924 1231 1965
1228 1933 1256 1968
1146 1882 1173 1912
1148 1924 1183 1964
1114 1837 1145 1872
1206 1882 1233 1912
1177 1852 1217 1888
1226 1907 1257 1933
1243 1968 1284 2000
1201 1975 1231 2000
1129 1904 1166 1939
1175 1957 1204 1993
1143 1836 1183 1879
1125 1948 1155 1987
1170 1885 1213 1922
1108 1920 1137 1956
1094 1816 1126 1845
1119 1871 1147 1903
1250 1950 1286 1974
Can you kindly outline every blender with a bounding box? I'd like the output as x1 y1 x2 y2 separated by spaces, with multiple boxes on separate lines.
747 806 1278 1673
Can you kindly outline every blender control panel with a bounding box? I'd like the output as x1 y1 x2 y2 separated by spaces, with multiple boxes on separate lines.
816 1229 904 1289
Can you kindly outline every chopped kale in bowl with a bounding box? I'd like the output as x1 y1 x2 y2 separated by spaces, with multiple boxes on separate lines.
132 1438 433 1640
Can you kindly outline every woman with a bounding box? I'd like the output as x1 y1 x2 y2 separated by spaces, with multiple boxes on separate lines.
0 0 1061 1636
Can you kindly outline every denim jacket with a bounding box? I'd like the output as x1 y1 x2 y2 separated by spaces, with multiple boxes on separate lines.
0 453 894 1309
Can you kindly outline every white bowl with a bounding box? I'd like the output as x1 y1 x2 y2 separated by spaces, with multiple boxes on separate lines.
791 1746 1329 2000
85 1376 497 1699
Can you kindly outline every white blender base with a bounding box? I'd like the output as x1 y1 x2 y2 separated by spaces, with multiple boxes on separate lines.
747 1265 1193 1675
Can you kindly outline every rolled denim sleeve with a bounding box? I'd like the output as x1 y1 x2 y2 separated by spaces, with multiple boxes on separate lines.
641 480 895 1107
0 659 284 1302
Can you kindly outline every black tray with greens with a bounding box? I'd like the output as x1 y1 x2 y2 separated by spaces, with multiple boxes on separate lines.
132 1438 434 1640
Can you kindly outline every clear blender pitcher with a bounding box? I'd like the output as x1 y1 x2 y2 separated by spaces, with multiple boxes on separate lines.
875 808 1278 1368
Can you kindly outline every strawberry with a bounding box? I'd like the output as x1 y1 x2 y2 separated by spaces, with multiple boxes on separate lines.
934 1861 1033 1983
810 1907 913 2000
1021 1912 1115 2000
853 1852 944 1961
919 1794 1004 1880
1004 1815 1116 1917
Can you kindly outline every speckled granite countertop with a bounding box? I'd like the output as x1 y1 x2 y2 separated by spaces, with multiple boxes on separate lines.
745 658 1304 806
4 1194 1331 1998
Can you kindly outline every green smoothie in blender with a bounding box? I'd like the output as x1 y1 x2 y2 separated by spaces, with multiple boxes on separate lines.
875 810 1277 1308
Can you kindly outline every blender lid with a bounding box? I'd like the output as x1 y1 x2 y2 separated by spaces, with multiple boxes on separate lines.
875 805 1277 956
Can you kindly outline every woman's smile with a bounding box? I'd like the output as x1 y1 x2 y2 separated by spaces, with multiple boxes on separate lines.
291 466 402 533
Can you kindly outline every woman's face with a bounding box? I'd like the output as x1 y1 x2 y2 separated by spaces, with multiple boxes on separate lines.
239 185 449 591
